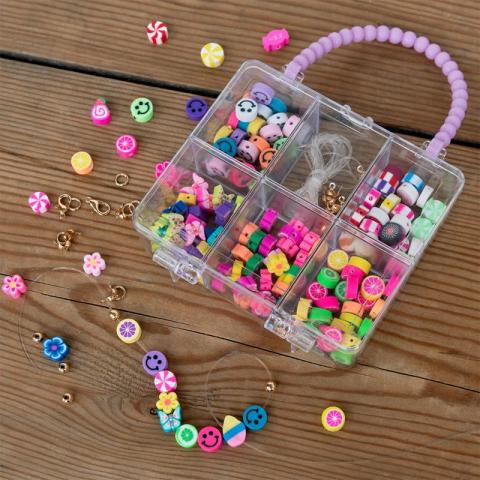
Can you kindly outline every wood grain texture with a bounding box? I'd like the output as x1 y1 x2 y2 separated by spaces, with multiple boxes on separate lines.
0 0 479 143
0 56 479 479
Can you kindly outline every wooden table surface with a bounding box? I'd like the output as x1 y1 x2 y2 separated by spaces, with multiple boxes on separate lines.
0 1 479 479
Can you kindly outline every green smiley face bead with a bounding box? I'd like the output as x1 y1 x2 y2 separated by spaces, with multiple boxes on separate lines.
175 424 198 448
130 97 154 123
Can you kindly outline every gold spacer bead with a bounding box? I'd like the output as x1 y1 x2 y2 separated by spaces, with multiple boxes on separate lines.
62 392 74 404
266 381 276 392
58 362 69 374
32 332 44 343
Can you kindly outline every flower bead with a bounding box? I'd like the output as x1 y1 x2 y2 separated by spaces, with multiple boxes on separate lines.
265 251 290 276
83 252 106 277
156 392 180 414
43 336 70 362
2 274 27 299
155 161 170 179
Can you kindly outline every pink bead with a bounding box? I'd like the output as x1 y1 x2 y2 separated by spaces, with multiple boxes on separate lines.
363 25 377 41
440 123 456 138
445 114 462 129
262 28 290 52
434 51 450 68
116 134 138 158
259 209 278 232
376 25 390 42
318 36 334 54
301 48 316 64
294 249 309 267
293 54 309 70
414 36 430 53
389 27 403 44
425 43 441 60
2 274 27 299
339 28 353 45
258 234 276 256
351 26 365 43
442 60 458 75
447 69 464 84
237 140 259 163
29 191 51 214
328 32 342 48
259 124 282 144
449 107 465 121
282 115 301 137
451 79 467 92
155 161 170 178
310 42 324 58
259 269 273 291
401 31 417 48
227 111 239 129
90 98 111 126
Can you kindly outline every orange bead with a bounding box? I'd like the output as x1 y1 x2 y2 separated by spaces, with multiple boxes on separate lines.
239 222 258 245
250 135 270 152
341 301 365 317
232 244 254 263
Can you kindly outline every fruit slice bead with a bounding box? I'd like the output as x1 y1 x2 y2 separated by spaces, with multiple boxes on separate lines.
360 275 385 301
317 267 340 289
327 249 349 271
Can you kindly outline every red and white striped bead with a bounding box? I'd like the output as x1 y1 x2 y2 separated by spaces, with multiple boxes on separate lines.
146 21 168 45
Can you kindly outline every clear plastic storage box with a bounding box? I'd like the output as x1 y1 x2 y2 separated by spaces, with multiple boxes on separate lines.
134 60 464 367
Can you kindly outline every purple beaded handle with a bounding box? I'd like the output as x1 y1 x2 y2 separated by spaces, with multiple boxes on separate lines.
284 25 468 157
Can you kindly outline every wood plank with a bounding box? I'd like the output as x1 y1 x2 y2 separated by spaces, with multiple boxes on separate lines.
1 294 479 480
0 0 478 143
0 59 478 394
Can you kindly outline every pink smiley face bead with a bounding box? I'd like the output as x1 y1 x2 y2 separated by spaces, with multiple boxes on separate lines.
28 191 51 214
90 98 111 126
116 134 138 158
198 426 222 453
154 370 177 393
237 140 259 163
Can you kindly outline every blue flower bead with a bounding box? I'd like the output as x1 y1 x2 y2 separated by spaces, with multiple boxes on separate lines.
43 336 70 362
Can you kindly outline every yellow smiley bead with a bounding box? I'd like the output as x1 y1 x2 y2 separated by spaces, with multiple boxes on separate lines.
116 318 142 344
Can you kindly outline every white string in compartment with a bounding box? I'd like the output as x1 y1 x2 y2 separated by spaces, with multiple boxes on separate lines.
295 133 362 206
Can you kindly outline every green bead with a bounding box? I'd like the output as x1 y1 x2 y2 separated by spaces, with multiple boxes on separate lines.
335 281 347 302
273 137 288 150
317 267 340 289
330 350 356 366
411 217 434 240
308 307 333 324
287 265 301 276
130 97 154 123
245 253 264 273
422 199 446 224
175 424 198 448
247 230 266 252
357 317 373 339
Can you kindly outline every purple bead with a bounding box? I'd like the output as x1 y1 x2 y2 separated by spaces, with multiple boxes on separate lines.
251 82 275 105
184 244 203 258
185 96 208 121
215 202 233 226
142 351 168 376
188 205 207 221
230 128 248 145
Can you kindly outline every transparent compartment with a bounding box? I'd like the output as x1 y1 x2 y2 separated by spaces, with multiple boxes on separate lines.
133 137 258 266
205 177 334 306
267 98 389 215
192 60 318 173
278 220 411 367
340 136 464 259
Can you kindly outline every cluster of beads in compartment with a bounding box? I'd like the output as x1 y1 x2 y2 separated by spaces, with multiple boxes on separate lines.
212 82 301 172
350 164 446 256
143 351 268 452
213 209 322 313
149 173 244 259
295 241 401 366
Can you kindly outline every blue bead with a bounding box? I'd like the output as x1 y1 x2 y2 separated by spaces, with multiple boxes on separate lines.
269 97 287 113
237 120 249 131
171 201 188 215
213 137 237 157
242 405 268 431
207 226 223 246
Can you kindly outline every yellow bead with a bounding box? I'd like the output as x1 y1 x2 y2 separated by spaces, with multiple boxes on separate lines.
214 125 233 143
331 317 355 333
321 406 345 432
340 333 361 348
231 260 243 281
327 249 349 271
296 298 311 321
247 117 266 136
339 312 362 328
177 193 196 205
279 272 295 284
116 318 142 344
348 256 371 275
71 151 93 175
197 241 209 256
201 42 225 68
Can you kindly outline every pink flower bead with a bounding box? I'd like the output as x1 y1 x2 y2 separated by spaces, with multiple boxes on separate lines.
2 274 27 299
83 252 106 277
155 161 170 178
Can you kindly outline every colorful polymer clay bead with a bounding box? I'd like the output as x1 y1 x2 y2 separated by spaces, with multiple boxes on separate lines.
176 424 198 448
251 82 275 105
154 370 177 393
422 198 446 223
90 98 111 126
185 97 208 121
242 405 268 431
2 274 27 299
198 426 222 453
43 336 70 362
321 406 346 432
235 99 258 123
158 407 182 433
397 182 419 206
411 217 434 240
416 185 434 208
200 43 224 68
29 191 50 214
379 222 404 246
130 97 154 123
142 351 168 376
115 134 138 158
223 415 247 447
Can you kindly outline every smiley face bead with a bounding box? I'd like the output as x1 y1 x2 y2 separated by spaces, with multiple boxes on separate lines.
242 405 268 431
142 351 168 375
185 96 208 121
198 426 222 453
235 99 258 123
130 97 154 123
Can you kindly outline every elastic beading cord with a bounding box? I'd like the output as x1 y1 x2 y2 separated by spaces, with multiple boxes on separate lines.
284 25 468 157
